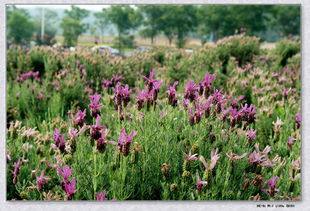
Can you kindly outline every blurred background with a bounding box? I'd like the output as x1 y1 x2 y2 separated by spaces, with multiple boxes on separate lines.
6 5 300 53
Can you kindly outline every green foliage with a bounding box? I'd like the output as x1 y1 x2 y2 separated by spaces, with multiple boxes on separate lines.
160 5 198 48
274 38 300 67
269 5 300 37
105 6 142 52
7 8 35 45
60 6 89 47
216 34 260 73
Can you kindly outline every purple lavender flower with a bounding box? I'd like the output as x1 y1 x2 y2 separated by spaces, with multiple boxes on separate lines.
64 177 77 200
36 170 50 192
188 108 195 126
71 109 86 127
184 80 198 102
203 72 216 98
199 148 220 171
96 191 106 200
118 129 137 156
182 151 198 161
57 166 74 183
282 87 291 99
89 115 106 140
247 129 256 142
194 102 204 124
142 69 158 91
226 152 248 162
296 113 301 129
213 88 224 104
96 128 118 152
36 91 44 100
287 137 296 151
230 95 244 109
221 106 232 121
240 103 257 123
53 128 66 153
263 176 278 198
167 81 178 107
202 98 213 118
248 144 274 167
11 159 21 184
182 99 190 110
112 75 122 84
88 94 103 118
102 79 112 91
196 175 208 195
112 82 123 110
121 84 131 107
134 89 148 110
198 81 204 96
152 81 163 101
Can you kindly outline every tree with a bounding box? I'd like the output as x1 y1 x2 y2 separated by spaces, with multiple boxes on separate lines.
160 5 197 48
105 5 142 52
64 5 89 21
7 7 35 45
138 5 164 44
60 6 89 47
94 9 109 43
270 5 300 37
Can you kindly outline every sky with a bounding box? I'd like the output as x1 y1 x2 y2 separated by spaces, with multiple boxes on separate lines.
15 5 111 12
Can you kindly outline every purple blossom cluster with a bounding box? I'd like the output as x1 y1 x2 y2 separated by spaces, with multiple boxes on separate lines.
53 129 67 153
57 166 76 200
17 71 40 83
118 129 137 156
88 94 103 118
134 69 163 110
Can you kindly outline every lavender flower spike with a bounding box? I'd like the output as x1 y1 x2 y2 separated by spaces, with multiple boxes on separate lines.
196 175 208 195
96 191 106 200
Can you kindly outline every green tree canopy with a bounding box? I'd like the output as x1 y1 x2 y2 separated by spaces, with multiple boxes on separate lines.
270 5 300 37
160 5 198 48
7 7 35 45
60 6 89 47
138 5 164 44
105 5 142 51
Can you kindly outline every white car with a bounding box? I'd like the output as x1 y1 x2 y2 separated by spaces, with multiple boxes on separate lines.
91 46 120 55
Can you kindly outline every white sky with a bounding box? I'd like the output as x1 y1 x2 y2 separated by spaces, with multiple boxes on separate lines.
15 5 111 11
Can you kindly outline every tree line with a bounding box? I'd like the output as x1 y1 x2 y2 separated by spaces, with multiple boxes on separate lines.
7 5 300 49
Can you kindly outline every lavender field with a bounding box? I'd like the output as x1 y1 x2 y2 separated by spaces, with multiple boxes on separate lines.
6 34 301 200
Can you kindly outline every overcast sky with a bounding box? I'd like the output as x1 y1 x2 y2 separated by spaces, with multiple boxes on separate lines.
15 5 111 11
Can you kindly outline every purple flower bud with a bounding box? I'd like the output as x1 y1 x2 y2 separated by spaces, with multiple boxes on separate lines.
296 113 301 129
88 94 103 118
118 129 137 156
96 191 106 200
247 129 256 142
196 175 208 195
287 137 296 151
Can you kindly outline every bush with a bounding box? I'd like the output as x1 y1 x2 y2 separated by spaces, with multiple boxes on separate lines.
216 34 260 73
274 38 300 67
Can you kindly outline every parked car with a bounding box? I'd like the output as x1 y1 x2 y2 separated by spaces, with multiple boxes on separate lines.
91 46 120 55
136 46 152 53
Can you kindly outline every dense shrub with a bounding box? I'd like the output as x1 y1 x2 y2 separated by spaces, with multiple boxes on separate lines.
274 38 300 67
216 34 260 73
